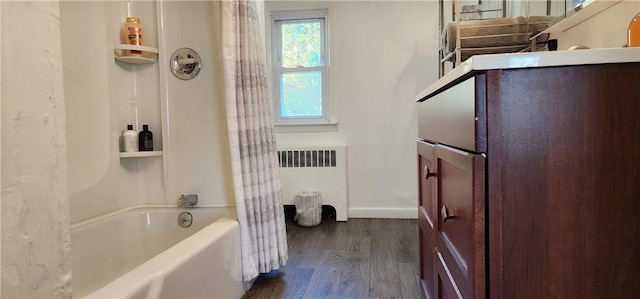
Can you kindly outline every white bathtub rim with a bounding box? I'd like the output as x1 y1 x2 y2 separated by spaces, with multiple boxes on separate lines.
82 220 241 299
70 204 237 229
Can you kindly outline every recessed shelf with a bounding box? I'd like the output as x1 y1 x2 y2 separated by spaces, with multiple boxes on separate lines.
115 56 157 64
120 151 163 158
114 44 159 64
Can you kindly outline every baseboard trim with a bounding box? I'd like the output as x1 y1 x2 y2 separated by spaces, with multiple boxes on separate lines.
348 207 418 219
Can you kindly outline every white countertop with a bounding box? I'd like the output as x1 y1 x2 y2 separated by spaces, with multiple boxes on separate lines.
416 47 640 101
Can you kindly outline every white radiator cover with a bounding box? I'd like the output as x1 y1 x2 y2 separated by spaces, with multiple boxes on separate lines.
277 146 348 221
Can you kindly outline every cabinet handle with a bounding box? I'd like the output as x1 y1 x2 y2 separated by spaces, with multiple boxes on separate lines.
441 205 454 222
424 165 437 180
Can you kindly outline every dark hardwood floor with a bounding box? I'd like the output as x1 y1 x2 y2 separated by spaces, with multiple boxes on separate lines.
241 218 420 299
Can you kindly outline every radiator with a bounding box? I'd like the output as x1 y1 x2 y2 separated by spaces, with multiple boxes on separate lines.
277 146 348 221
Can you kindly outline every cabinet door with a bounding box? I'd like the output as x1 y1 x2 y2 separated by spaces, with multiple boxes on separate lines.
418 141 437 299
436 249 463 299
418 141 437 228
419 223 436 299
434 144 485 299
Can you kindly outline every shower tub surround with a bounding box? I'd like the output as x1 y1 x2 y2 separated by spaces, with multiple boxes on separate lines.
71 206 244 298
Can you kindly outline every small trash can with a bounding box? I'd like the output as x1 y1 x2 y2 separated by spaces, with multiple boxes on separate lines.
294 191 322 227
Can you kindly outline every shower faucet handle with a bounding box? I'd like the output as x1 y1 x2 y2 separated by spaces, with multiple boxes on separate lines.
180 194 198 208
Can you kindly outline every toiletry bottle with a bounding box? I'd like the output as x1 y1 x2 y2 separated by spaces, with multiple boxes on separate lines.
138 125 153 151
123 125 138 152
124 17 143 56
628 12 640 47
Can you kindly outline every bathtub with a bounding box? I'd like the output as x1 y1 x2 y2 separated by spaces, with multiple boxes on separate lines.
71 206 245 298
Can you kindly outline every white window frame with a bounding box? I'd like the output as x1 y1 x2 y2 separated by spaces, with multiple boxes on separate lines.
271 9 331 127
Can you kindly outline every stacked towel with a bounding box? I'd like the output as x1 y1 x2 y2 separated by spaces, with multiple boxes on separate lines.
442 15 555 59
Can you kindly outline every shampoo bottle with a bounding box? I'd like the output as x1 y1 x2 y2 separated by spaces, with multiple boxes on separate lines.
124 17 143 56
123 125 138 152
139 124 153 151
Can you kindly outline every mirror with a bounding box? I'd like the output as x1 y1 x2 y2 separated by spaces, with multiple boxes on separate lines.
543 0 622 33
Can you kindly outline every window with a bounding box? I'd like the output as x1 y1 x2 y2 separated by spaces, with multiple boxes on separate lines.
271 10 329 125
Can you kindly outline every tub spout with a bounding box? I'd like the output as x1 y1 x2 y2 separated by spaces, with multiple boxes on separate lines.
179 194 198 208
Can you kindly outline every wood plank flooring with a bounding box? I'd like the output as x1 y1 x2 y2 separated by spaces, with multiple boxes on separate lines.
241 218 419 299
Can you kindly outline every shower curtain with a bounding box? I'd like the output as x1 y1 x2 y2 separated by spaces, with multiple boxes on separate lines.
220 0 288 281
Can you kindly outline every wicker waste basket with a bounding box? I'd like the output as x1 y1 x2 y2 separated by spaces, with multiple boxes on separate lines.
294 191 322 227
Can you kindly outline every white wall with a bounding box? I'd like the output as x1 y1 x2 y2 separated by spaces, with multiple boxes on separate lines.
158 0 234 207
1 1 72 297
60 1 232 223
265 1 440 218
550 0 640 49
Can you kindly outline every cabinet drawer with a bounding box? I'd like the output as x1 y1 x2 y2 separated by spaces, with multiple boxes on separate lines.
436 249 463 299
419 207 436 299
418 76 486 153
418 140 437 228
435 144 485 298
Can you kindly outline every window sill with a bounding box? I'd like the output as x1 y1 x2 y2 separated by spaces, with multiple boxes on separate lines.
274 122 338 133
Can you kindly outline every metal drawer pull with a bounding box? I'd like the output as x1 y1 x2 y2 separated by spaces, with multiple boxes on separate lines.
441 205 454 222
424 165 437 180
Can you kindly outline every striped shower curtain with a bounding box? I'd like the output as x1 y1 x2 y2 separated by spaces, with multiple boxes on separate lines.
220 0 288 281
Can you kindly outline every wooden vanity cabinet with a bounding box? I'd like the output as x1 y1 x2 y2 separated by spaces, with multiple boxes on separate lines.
418 140 485 299
418 141 436 299
417 62 640 298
